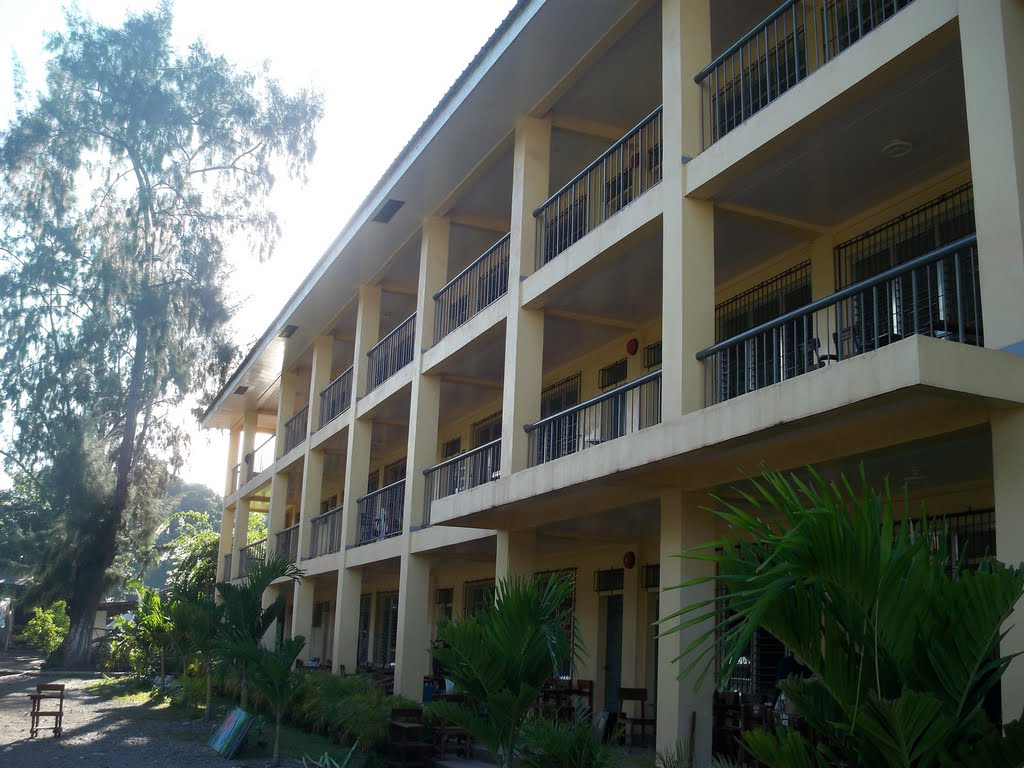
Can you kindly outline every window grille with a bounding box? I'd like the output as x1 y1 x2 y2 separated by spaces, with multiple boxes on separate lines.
598 358 627 389
471 412 502 448
593 568 624 592
357 594 371 666
442 438 461 459
643 341 662 370
375 591 400 667
642 563 660 590
463 579 495 618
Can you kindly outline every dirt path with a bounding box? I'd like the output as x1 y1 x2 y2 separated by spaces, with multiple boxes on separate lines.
0 652 296 767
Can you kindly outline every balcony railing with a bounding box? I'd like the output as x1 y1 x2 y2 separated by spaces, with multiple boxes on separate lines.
247 435 275 481
695 0 915 148
434 233 511 342
356 480 405 545
367 313 416 393
696 234 981 405
223 553 233 580
534 106 663 269
230 463 242 493
319 367 353 428
423 439 501 524
275 524 300 563
525 370 663 467
283 405 309 454
239 538 266 578
309 506 343 558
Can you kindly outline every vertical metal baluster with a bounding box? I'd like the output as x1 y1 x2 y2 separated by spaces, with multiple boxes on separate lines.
953 251 965 344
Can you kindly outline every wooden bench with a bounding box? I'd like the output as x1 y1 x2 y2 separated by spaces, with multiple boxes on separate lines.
29 683 65 738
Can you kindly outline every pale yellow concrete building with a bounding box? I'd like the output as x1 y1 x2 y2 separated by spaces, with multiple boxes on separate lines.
202 0 1024 758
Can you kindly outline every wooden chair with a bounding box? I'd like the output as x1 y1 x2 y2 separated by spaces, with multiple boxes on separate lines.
618 687 655 748
29 683 65 738
575 678 594 714
430 694 475 760
389 706 433 767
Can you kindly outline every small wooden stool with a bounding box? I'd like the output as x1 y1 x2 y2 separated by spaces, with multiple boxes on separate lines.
29 683 65 738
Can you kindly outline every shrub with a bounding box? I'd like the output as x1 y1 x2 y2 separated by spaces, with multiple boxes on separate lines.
23 600 70 655
520 707 624 768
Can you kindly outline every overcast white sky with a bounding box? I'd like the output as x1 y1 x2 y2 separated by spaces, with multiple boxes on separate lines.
0 0 517 494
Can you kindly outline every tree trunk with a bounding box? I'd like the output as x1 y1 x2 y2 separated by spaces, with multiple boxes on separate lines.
58 324 149 668
159 647 166 691
271 706 282 767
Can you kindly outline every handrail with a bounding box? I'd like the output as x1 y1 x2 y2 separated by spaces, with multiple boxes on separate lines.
422 438 501 475
320 366 354 396
278 523 299 534
695 235 978 360
532 105 664 218
315 505 343 518
284 405 308 429
252 433 274 454
355 478 406 504
433 234 511 300
367 312 416 358
693 0 799 82
243 537 267 549
524 370 663 433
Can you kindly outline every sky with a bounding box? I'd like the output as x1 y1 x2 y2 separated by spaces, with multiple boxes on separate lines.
0 0 518 494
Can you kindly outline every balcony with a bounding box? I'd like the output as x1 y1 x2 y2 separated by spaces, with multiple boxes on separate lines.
423 439 501 524
434 233 510 343
239 538 266 578
320 367 354 428
367 313 416 393
356 480 405 545
697 234 982 405
275 524 299 563
223 553 232 580
247 435 275 481
525 370 663 467
309 506 342 558
696 0 916 149
534 106 662 269
283 406 308 454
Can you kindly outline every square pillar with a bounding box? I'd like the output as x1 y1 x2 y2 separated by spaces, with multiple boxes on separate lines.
960 0 1024 351
495 530 536 581
417 217 450 349
309 335 334 433
297 450 325 560
332 566 363 674
501 116 551 477
241 409 258 482
620 546 642 689
225 425 241 496
394 552 431 699
267 472 289 552
993 408 1024 720
217 506 235 583
232 497 251 580
662 0 715 418
656 490 715 762
352 285 382 398
291 577 316 661
275 371 297 459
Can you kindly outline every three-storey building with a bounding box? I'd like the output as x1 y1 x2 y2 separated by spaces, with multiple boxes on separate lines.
202 0 1024 757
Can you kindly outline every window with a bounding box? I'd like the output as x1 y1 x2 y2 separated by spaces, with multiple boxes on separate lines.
472 412 502 448
357 594 371 667
535 373 582 463
366 470 380 494
643 341 662 370
442 437 461 459
463 579 495 618
598 359 627 390
435 587 454 624
642 563 660 590
320 495 338 515
375 591 399 667
593 568 625 593
383 458 406 486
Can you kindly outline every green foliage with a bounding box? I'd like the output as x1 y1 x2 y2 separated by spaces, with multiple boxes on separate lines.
520 707 624 768
166 586 223 719
430 574 580 768
654 741 693 768
23 599 70 654
109 583 173 682
242 635 307 767
301 744 359 768
665 468 1024 768
163 511 220 598
0 3 322 665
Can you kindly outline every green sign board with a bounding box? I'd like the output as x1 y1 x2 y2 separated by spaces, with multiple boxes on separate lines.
208 707 254 758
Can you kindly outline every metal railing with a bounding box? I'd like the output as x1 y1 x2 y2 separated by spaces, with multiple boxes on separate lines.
695 0 915 148
230 463 242 493
356 480 405 545
239 538 266 578
534 106 662 269
696 235 981 405
248 435 275 481
283 405 309 454
275 524 300 563
525 370 663 467
319 367 354 428
223 553 233 580
309 507 343 558
434 233 511 342
423 439 501 524
367 313 416 392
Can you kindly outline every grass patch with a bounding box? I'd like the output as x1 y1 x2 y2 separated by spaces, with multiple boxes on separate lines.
84 676 173 710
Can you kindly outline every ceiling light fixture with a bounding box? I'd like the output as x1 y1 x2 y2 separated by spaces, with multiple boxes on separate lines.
881 139 913 159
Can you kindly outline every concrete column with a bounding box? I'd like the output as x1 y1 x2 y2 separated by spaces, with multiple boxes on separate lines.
394 552 431 699
352 285 382 398
495 530 536 581
231 497 251 580
225 425 241 496
416 217 450 350
275 371 297 458
291 577 316 661
241 409 258 482
959 0 1024 351
267 472 289 554
656 490 715 762
810 234 838 358
332 566 363 674
262 585 281 648
297 450 324 560
308 335 334 433
501 116 551 477
993 408 1024 720
217 506 235 582
662 0 715 418
620 548 642 689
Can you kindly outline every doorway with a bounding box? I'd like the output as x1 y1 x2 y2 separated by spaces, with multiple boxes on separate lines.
603 595 623 713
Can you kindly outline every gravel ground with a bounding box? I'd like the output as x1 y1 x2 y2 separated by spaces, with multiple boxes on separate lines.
0 652 299 767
